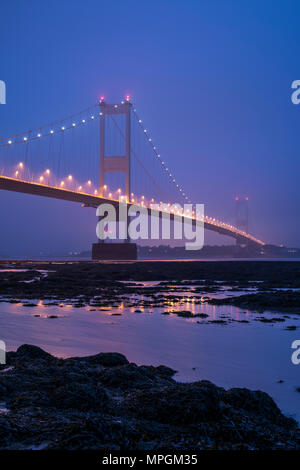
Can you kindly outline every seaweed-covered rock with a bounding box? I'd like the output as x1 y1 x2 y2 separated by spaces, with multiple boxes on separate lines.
0 345 298 450
15 344 56 363
122 381 224 424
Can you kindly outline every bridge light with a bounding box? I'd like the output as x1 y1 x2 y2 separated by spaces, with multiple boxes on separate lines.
82 119 86 123
39 176 44 182
138 119 142 123
61 126 65 131
91 115 94 119
109 192 112 198
68 175 72 181
125 94 130 101
78 186 82 191
37 133 41 138
8 140 12 144
18 162 24 169
23 137 27 141
100 96 105 102
94 190 98 195
15 171 19 177
60 181 64 187
87 180 91 186
45 169 50 175
103 184 107 190
50 130 54 134
72 123 76 127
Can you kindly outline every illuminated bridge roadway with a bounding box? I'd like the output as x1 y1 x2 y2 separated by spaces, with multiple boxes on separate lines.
0 174 265 247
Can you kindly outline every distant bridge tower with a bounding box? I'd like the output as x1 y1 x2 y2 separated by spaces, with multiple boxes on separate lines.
99 96 131 201
235 196 249 246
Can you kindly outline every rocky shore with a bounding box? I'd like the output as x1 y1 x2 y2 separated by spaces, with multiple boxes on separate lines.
0 261 299 316
0 344 299 450
208 291 300 313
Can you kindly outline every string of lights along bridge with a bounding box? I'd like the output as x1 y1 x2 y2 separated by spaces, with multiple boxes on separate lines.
0 95 265 253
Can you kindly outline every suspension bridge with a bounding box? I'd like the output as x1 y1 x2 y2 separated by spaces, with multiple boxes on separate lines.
0 96 265 259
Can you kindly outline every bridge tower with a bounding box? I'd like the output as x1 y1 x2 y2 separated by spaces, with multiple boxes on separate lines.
235 196 249 247
92 97 137 260
99 97 131 200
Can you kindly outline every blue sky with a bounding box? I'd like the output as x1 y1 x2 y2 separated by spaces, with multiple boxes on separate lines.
0 0 299 255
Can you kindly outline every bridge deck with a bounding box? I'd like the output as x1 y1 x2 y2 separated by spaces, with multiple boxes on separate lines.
0 175 264 246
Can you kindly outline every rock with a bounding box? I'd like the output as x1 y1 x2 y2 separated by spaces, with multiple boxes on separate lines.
15 344 56 363
51 383 109 411
209 319 227 324
172 310 194 317
224 388 289 425
99 364 154 390
155 365 176 377
77 352 129 367
123 381 224 425
0 344 298 450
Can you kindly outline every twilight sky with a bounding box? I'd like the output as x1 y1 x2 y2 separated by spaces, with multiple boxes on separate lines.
0 0 299 256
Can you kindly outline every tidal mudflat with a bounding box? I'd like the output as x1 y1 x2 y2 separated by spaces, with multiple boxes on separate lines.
0 260 299 449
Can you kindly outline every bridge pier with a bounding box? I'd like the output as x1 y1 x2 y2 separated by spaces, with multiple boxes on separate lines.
92 208 137 260
92 242 137 260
